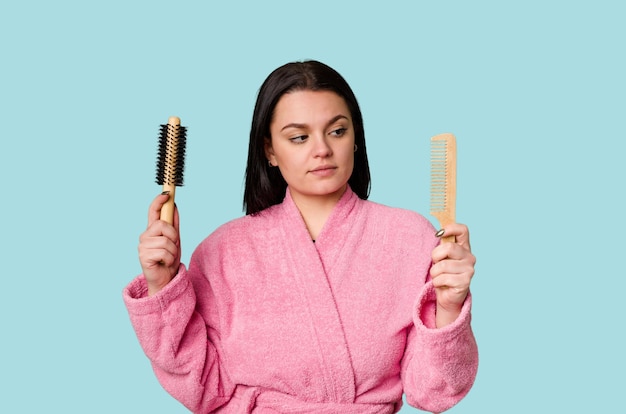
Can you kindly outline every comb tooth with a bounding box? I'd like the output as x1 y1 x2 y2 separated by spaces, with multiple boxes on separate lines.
430 137 448 213
430 140 448 213
429 133 456 227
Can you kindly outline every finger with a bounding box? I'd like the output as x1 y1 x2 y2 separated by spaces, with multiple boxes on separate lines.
140 246 177 269
139 232 179 257
431 273 470 293
139 222 180 261
173 204 182 260
431 269 475 292
435 223 471 252
430 257 475 281
147 192 172 226
139 234 180 269
141 220 180 245
172 202 181 234
432 242 476 264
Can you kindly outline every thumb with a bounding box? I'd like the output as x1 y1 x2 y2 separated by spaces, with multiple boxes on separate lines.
439 223 471 250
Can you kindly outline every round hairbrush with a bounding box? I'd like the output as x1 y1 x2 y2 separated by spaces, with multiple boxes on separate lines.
156 116 187 224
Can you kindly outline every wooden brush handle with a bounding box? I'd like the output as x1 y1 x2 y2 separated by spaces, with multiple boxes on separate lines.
441 234 456 243
161 186 176 225
437 219 456 244
160 116 181 225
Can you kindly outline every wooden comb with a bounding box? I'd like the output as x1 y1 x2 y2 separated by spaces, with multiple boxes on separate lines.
430 133 457 243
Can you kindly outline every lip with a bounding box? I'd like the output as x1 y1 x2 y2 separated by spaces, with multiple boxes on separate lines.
309 165 337 176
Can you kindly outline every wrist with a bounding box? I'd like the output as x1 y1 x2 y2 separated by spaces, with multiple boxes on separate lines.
435 302 462 328
146 276 173 296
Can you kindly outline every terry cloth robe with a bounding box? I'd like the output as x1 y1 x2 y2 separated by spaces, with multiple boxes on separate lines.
123 186 478 414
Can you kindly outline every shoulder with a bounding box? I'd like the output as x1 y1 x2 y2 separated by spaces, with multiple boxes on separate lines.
196 204 281 253
356 198 439 253
360 198 435 233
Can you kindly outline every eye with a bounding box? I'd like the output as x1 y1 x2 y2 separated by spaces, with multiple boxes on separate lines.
289 135 308 144
330 128 347 137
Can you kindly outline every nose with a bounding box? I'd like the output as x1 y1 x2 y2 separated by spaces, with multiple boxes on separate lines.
312 134 332 158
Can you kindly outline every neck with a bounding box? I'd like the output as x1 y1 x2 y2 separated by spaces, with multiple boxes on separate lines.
289 185 347 240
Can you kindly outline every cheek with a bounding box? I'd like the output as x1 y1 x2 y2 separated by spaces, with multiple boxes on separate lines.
274 149 304 175
277 149 301 167
337 149 355 179
347 154 355 175
341 144 356 166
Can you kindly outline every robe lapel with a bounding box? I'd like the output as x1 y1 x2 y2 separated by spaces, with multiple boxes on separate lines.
278 189 357 403
314 188 360 276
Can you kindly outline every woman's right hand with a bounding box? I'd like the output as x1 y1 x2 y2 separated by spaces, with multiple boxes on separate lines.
138 192 181 296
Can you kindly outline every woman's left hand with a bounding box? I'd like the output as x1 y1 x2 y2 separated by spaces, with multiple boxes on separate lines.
430 223 476 327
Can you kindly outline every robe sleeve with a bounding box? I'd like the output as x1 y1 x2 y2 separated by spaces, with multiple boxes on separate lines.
400 281 478 413
122 261 234 413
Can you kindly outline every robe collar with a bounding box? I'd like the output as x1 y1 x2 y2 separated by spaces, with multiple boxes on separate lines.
273 185 360 402
278 185 359 244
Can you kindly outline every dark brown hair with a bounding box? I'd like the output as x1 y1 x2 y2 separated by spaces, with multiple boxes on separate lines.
243 60 371 214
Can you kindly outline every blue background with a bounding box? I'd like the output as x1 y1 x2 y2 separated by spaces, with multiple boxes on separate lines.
1 1 624 412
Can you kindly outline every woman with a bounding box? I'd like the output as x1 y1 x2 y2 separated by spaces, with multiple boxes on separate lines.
124 60 478 413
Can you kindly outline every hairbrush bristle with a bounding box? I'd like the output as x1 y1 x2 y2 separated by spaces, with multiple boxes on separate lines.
156 123 187 186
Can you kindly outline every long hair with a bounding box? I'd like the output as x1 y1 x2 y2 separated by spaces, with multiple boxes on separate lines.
243 60 371 215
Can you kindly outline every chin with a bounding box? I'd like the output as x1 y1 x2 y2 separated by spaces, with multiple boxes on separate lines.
313 183 348 198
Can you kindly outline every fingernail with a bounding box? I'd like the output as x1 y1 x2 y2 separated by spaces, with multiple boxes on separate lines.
161 191 170 195
435 229 445 238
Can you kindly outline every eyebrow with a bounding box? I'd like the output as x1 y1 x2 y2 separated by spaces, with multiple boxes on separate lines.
280 114 349 132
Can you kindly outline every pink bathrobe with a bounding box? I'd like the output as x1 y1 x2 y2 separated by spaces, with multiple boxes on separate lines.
123 187 478 413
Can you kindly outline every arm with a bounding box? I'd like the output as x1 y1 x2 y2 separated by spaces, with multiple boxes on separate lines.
401 282 478 413
430 224 476 329
123 194 234 413
123 265 233 413
401 223 478 413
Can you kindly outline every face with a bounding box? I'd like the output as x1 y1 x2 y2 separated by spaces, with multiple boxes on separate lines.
265 90 355 206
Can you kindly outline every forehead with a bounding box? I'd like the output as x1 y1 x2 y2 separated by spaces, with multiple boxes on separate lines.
272 90 350 124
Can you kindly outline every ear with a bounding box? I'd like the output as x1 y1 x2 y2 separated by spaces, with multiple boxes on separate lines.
264 137 276 166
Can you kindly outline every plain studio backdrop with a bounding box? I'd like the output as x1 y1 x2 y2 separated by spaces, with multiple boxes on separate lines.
1 1 624 412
